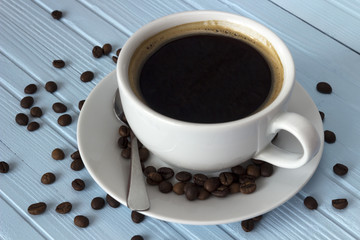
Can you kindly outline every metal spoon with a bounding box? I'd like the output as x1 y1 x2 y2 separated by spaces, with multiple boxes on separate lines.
113 89 150 211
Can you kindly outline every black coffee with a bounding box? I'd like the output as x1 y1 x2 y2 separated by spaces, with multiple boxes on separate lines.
139 34 272 123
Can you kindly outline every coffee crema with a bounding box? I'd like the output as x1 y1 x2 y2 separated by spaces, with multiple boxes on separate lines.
129 21 283 123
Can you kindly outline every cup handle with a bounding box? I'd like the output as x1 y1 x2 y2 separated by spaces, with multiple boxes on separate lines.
253 112 321 168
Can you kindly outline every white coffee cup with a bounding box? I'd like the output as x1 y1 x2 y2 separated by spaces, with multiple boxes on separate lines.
116 11 320 171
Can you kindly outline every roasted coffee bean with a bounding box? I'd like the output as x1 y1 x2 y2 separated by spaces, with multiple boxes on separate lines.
143 166 156 177
319 111 325 121
52 60 65 68
175 171 192 182
116 48 121 56
239 175 256 184
240 181 256 194
231 165 246 175
139 148 150 162
324 130 336 143
52 102 67 113
333 163 348 176
260 162 274 177
102 43 112 55
159 181 173 193
241 219 255 232
198 188 210 200
229 182 240 194
28 202 47 215
91 197 105 210
117 136 128 149
71 158 84 171
92 46 103 58
80 71 94 82
30 107 42 117
252 215 263 221
72 178 85 191
204 177 221 192
212 185 230 198
304 196 318 210
0 161 9 173
147 172 162 183
246 164 260 178
112 56 118 64
185 183 199 201
20 96 34 109
157 167 174 180
193 173 208 186
316 82 332 94
146 177 159 185
15 113 29 126
27 122 40 131
58 114 72 126
78 100 85 110
52 148 65 160
219 172 234 186
106 194 120 208
173 182 185 195
45 81 57 93
131 211 145 223
24 84 37 94
121 148 131 159
131 235 144 240
119 125 130 137
74 215 89 228
251 158 264 165
55 202 72 214
41 172 56 184
71 150 80 160
332 198 348 209
51 10 62 20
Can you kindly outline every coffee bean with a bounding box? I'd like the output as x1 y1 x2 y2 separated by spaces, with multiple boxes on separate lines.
112 56 118 64
198 188 210 200
41 172 56 184
231 165 246 175
102 43 112 55
246 164 260 178
185 183 199 201
175 171 192 182
52 102 67 113
58 114 72 126
0 161 9 173
157 167 174 180
92 46 103 58
193 173 208 186
212 185 230 198
304 196 318 210
74 215 89 228
71 158 84 171
229 182 240 194
319 111 325 121
72 178 85 191
27 122 40 131
333 163 348 176
131 211 145 223
91 197 105 210
15 113 29 126
260 162 273 177
118 125 130 137
324 130 336 143
78 100 85 110
80 71 94 82
118 136 128 149
204 177 221 192
170 182 184 196
52 60 65 68
251 158 264 165
143 165 156 177
45 81 57 93
139 148 150 162
252 215 263 221
240 181 256 194
241 219 255 232
131 235 143 240
316 82 332 94
28 202 47 215
332 198 348 209
147 172 162 183
20 96 34 108
121 148 131 159
106 194 120 208
239 175 256 184
219 172 234 186
55 202 72 214
116 48 121 56
24 84 37 94
51 10 62 20
30 107 43 117
159 181 173 193
52 148 65 160
71 150 80 160
146 177 159 186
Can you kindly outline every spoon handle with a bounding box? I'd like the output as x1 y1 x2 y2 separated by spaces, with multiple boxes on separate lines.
127 131 150 211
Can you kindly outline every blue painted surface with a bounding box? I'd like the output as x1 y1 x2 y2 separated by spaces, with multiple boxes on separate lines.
1 0 359 239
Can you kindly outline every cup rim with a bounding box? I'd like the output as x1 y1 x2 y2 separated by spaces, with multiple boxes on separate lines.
117 10 295 128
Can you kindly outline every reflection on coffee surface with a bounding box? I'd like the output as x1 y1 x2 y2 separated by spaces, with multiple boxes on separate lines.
129 21 283 123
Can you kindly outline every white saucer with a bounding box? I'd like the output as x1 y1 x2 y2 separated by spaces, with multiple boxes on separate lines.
77 70 324 225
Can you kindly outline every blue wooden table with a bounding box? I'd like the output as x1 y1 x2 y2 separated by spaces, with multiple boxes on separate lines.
1 0 359 239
